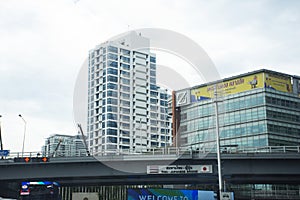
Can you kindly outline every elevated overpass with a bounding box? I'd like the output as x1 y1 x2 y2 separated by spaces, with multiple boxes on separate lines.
1 146 300 198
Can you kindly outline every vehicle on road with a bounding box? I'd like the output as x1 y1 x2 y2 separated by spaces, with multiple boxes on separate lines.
19 181 60 200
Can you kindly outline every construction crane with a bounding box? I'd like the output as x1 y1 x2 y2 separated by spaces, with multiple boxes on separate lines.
51 138 63 157
77 124 91 156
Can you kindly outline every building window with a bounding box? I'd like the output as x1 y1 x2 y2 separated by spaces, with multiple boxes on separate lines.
107 129 118 136
150 63 156 70
107 98 118 105
150 84 157 90
121 108 130 114
121 85 130 92
107 105 118 112
150 70 156 77
107 113 118 120
150 91 158 97
150 77 156 84
121 100 130 107
121 70 130 78
150 56 156 63
121 63 130 70
121 56 130 63
108 53 118 61
107 121 118 128
160 100 167 106
121 78 130 85
108 46 118 53
107 75 118 83
180 125 187 132
121 49 130 56
108 61 118 68
121 92 130 99
107 83 117 90
150 98 158 104
107 90 118 98
107 68 118 76
181 113 187 120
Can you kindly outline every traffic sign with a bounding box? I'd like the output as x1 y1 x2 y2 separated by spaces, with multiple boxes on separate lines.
0 150 10 157
220 192 234 200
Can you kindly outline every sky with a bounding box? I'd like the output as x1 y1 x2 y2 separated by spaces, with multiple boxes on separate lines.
0 0 300 152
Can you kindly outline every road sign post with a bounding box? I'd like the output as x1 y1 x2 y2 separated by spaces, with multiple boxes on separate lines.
0 150 10 157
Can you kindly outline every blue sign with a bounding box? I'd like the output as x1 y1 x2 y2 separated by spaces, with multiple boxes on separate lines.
127 188 215 200
0 150 9 157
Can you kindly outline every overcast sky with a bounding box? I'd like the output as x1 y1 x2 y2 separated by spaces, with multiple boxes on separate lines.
0 0 300 152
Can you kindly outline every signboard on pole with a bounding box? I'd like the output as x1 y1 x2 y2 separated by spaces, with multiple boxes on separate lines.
220 192 234 200
147 165 212 174
0 150 10 157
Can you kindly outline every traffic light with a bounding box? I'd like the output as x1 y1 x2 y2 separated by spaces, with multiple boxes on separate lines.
14 157 49 163
31 157 49 162
41 157 49 162
14 157 31 162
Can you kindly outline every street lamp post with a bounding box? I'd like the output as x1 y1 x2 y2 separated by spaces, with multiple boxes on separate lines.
214 89 223 199
19 114 27 157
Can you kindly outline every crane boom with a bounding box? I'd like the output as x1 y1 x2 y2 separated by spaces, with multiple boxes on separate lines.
77 124 91 156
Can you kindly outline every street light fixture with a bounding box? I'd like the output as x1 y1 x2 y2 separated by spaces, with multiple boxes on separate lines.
19 114 27 157
214 88 223 199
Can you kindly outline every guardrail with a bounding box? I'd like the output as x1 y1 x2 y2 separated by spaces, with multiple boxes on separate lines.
1 146 300 159
235 189 300 199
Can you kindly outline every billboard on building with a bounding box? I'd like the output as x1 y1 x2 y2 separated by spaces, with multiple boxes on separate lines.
127 188 215 200
190 71 293 103
191 73 264 103
264 72 292 93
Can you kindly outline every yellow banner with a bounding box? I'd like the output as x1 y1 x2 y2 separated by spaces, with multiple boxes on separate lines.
191 73 264 102
264 73 292 93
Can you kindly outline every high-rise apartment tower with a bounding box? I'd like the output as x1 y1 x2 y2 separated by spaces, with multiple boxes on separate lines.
87 32 172 154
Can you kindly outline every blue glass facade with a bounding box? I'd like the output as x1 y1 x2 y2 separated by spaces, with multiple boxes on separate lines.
177 72 300 150
180 88 269 149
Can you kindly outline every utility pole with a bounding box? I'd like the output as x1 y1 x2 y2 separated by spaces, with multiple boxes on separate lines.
214 88 223 199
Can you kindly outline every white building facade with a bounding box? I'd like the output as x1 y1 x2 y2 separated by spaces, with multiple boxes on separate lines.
87 32 172 154
42 134 86 157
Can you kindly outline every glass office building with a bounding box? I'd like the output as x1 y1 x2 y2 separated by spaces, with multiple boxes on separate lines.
87 32 171 154
174 69 300 150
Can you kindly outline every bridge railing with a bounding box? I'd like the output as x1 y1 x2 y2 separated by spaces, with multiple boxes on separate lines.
231 146 300 154
235 189 300 199
1 146 300 159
